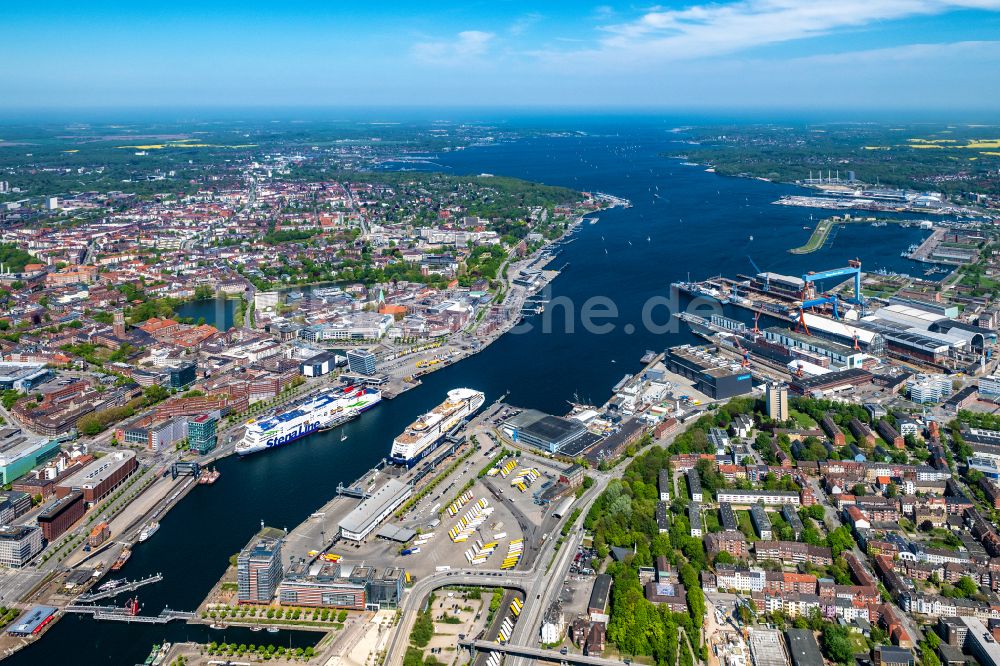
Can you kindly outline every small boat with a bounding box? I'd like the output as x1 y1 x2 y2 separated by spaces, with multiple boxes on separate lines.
111 548 131 570
340 431 347 442
749 235 754 241
251 626 262 632
98 579 124 592
267 627 280 633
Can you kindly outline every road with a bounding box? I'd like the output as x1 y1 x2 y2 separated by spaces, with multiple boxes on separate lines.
383 468 614 666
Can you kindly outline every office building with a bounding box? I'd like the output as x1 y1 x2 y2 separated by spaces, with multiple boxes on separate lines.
767 383 789 421
237 526 285 603
907 374 953 404
0 525 43 568
980 375 1000 397
56 451 137 504
168 362 196 390
36 491 84 541
0 491 32 525
346 349 377 376
187 413 219 455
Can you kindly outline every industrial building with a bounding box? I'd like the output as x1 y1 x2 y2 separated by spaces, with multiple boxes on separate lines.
0 524 43 567
36 491 84 541
764 328 866 370
6 605 57 637
502 409 588 454
789 368 873 397
339 479 412 541
237 526 285 603
0 437 61 485
55 450 137 504
588 574 612 623
798 312 885 356
665 344 753 399
0 362 51 392
300 351 339 377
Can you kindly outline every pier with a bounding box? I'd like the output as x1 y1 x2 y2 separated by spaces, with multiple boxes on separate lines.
74 574 163 602
64 605 195 624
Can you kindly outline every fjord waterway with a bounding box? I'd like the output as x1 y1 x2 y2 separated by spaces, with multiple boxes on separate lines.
7 123 937 665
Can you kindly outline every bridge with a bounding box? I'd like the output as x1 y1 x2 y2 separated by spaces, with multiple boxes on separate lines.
65 605 195 624
171 461 201 480
462 640 628 666
75 574 163 603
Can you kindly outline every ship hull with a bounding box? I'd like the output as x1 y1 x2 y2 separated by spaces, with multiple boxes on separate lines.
389 390 484 467
236 389 380 456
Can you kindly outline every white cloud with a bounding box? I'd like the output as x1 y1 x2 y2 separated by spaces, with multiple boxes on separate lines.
412 30 495 64
509 12 543 36
549 0 1000 63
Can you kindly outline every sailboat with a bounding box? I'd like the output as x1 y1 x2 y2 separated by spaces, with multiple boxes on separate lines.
340 430 348 442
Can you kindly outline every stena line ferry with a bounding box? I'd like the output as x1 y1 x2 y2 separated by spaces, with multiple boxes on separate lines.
236 386 380 456
389 388 485 467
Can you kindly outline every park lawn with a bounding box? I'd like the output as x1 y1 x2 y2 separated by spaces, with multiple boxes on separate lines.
736 510 761 542
848 633 869 654
790 409 818 429
704 510 722 533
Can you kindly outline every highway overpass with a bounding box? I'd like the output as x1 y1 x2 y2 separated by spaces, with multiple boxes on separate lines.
463 640 628 666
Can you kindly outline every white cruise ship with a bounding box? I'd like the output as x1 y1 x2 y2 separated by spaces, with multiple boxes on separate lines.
236 386 381 456
389 388 485 467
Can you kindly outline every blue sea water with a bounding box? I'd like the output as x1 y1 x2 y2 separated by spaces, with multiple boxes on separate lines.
6 121 942 665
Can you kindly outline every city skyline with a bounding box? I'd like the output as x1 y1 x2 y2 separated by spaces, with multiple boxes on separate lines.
2 1 1000 112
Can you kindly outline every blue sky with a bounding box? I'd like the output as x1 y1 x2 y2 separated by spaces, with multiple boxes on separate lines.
3 1 1000 111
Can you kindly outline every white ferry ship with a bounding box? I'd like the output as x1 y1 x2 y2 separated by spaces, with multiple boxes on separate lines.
138 521 159 542
389 388 485 467
236 386 381 456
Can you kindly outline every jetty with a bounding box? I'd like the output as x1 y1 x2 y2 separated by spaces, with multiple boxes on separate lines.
75 574 163 603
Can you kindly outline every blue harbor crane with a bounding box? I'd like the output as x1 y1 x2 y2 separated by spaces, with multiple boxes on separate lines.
796 259 866 333
747 255 768 291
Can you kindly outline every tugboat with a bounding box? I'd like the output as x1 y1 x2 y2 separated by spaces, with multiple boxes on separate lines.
111 548 131 570
198 468 220 485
